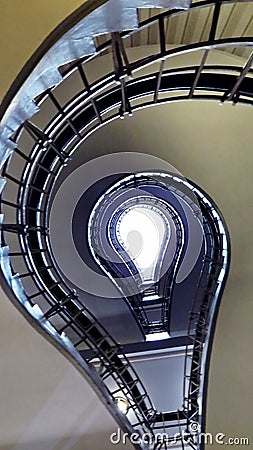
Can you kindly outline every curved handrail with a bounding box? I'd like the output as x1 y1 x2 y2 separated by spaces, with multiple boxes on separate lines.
0 2 238 447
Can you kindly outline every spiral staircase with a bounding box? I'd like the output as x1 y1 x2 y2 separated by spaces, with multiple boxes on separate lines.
1 1 253 449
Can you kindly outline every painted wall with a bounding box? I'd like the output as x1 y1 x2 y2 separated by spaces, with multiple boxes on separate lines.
0 0 107 102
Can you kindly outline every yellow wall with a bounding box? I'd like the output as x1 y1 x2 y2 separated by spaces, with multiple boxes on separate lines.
0 0 106 102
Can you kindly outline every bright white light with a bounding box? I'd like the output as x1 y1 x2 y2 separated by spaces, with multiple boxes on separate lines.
117 206 167 281
146 331 170 341
114 396 129 414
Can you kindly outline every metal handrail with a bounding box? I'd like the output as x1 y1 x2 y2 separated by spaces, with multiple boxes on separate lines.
0 2 237 447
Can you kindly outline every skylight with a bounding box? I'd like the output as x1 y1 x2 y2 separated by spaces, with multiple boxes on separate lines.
146 331 170 341
116 205 169 282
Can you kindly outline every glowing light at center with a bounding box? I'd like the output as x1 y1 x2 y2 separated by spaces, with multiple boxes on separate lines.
117 206 168 281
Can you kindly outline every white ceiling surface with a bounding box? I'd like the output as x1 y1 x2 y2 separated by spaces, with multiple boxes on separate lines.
132 351 188 412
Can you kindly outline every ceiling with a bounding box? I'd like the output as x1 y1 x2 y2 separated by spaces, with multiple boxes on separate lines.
0 1 253 449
